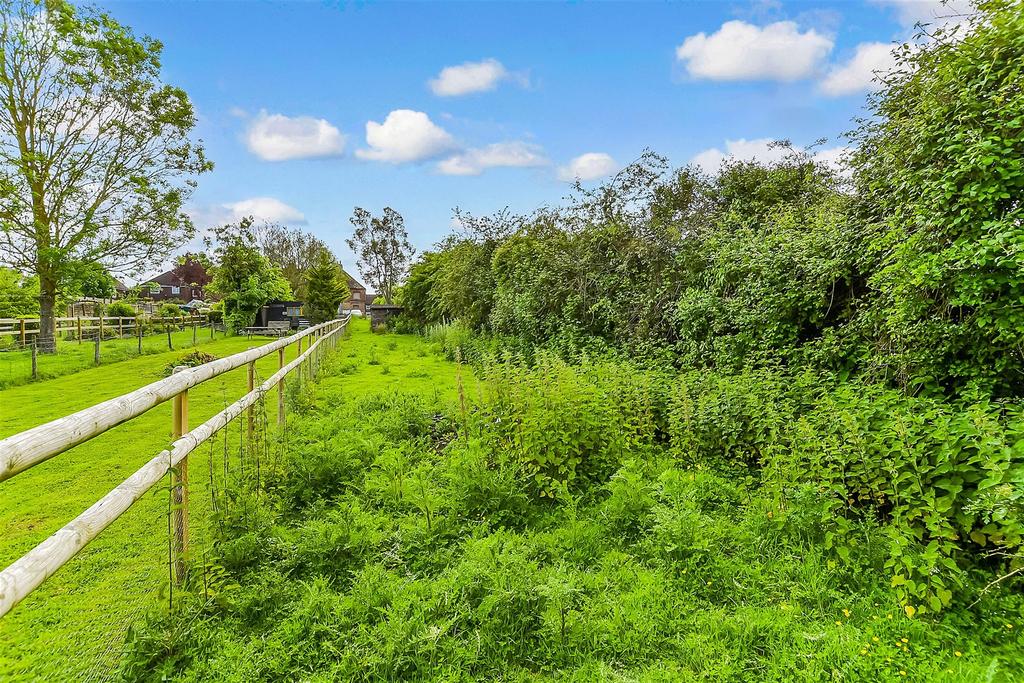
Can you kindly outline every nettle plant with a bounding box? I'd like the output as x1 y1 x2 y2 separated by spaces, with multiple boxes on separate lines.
775 384 1024 614
478 354 666 498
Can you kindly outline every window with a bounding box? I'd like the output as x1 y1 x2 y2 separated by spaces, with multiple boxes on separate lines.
352 291 361 300
285 306 301 317
170 285 180 295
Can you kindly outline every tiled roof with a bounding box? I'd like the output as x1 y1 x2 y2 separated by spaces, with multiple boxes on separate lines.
342 269 366 291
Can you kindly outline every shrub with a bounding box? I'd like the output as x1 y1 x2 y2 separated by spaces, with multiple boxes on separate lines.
159 302 182 318
162 351 218 375
105 301 136 318
476 354 666 497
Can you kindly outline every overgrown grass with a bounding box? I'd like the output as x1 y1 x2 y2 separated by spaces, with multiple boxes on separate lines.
120 336 1023 681
0 324 365 681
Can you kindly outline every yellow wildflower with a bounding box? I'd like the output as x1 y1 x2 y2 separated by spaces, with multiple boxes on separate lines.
954 651 962 657
843 609 851 618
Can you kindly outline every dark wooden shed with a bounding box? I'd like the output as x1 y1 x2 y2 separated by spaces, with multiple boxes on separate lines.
257 300 305 329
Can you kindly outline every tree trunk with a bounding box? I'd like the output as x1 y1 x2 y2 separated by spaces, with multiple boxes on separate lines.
37 273 58 354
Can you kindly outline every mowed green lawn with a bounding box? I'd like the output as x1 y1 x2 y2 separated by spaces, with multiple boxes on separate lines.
0 318 468 681
0 325 228 389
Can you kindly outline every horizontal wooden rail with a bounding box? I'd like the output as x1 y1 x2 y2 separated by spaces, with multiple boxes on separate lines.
0 319 341 483
0 317 348 618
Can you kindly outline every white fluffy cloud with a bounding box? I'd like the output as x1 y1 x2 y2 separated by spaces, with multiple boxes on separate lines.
557 153 618 182
675 20 833 81
356 110 455 163
691 138 849 173
820 42 897 96
226 197 307 223
871 0 976 29
245 111 346 161
437 141 547 176
429 58 510 96
189 197 307 228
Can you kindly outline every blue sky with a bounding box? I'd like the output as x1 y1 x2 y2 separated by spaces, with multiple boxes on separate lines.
97 0 967 282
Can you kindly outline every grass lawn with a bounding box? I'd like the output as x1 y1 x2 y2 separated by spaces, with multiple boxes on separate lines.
0 320 408 681
0 325 229 389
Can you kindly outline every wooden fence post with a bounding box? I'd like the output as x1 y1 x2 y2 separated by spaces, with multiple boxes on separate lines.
31 341 37 380
166 321 173 351
19 318 25 348
76 316 82 344
247 357 255 445
137 318 143 354
192 319 197 346
171 366 190 585
93 331 100 366
277 347 285 427
118 317 123 338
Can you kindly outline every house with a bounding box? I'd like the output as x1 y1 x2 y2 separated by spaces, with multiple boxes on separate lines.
257 300 306 329
144 264 210 302
341 271 369 314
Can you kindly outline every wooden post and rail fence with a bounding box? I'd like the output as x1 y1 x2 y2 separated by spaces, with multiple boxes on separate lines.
0 313 212 351
0 315 351 619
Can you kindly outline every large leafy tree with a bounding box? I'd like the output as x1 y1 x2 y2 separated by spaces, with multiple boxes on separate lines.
256 223 330 300
0 0 211 351
207 218 291 333
305 248 349 324
347 207 414 305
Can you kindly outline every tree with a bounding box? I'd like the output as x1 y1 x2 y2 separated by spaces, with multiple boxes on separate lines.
256 223 330 300
347 207 414 305
207 218 291 333
305 248 349 324
67 261 116 299
0 267 37 317
0 0 211 351
171 252 212 298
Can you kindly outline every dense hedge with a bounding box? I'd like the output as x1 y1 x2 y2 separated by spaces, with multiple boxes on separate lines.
401 1 1024 399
